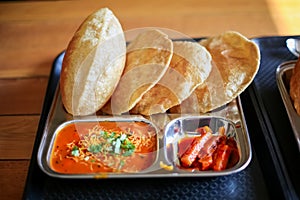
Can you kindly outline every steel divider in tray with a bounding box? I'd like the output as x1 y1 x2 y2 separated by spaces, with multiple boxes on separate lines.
23 37 297 200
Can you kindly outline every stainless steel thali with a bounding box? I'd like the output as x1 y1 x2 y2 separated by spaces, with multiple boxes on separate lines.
37 82 252 178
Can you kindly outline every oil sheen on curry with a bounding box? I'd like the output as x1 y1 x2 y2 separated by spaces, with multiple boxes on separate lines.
49 121 157 174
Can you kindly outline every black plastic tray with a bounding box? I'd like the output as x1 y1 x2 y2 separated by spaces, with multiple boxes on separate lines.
23 36 300 200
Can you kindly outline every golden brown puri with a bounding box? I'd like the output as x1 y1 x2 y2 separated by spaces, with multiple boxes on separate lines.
131 41 212 115
101 29 173 115
60 8 126 116
170 31 260 114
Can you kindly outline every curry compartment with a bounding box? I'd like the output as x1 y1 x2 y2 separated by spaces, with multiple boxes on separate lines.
276 60 300 150
38 117 160 178
164 116 251 175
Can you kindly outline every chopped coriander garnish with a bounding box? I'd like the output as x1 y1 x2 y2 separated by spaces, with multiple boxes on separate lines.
121 140 135 150
120 134 127 141
110 132 116 138
86 130 136 155
71 146 79 157
88 144 102 153
114 138 121 154
118 160 125 170
123 149 134 157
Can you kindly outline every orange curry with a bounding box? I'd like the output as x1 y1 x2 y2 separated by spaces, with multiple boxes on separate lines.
50 121 157 174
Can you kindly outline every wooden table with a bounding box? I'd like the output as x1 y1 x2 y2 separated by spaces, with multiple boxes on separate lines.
0 0 299 199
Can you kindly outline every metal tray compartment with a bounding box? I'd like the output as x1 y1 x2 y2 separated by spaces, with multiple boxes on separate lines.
164 116 251 176
40 118 160 178
37 82 252 178
276 60 300 150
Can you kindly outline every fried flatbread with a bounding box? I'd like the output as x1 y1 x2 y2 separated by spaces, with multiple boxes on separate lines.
170 31 260 113
290 57 300 115
101 29 173 115
130 41 212 115
60 8 126 116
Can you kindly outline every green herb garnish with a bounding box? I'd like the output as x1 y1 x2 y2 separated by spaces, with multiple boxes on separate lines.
118 160 125 170
88 144 102 153
71 146 79 157
85 130 136 157
122 149 135 157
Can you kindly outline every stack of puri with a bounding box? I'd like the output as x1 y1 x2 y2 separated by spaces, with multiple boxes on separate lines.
170 31 260 114
60 8 260 117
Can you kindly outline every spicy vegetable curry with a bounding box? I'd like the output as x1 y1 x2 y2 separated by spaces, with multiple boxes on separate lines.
50 121 157 174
